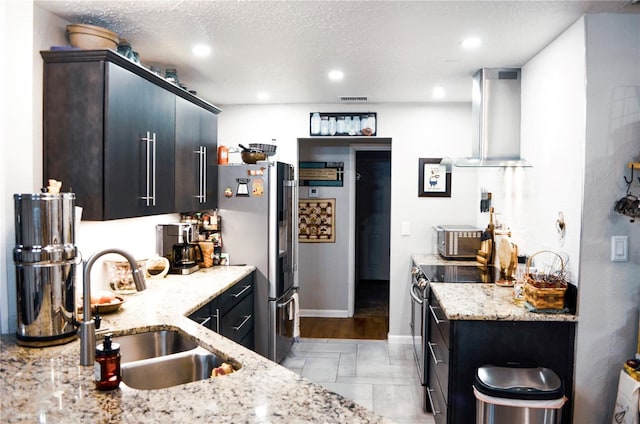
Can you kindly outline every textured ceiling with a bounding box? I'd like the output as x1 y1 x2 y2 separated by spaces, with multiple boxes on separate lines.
35 0 639 107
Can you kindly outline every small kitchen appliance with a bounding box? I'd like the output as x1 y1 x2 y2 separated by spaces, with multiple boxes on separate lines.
13 193 80 347
156 223 200 274
434 225 483 259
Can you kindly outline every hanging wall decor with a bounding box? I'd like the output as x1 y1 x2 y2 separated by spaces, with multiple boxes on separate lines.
298 198 335 243
418 158 451 197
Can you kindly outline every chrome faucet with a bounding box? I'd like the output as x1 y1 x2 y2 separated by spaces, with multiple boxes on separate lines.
79 249 146 366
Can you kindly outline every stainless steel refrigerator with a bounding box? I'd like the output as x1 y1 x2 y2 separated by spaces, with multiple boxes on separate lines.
218 161 297 363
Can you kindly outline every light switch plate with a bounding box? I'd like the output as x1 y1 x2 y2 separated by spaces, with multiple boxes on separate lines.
611 235 629 262
308 187 319 198
401 222 411 236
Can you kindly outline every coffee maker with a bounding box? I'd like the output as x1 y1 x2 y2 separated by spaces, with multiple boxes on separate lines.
156 223 201 275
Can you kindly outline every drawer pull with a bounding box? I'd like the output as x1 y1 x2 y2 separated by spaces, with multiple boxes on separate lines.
427 341 443 365
426 387 441 416
214 308 220 333
196 316 211 327
233 315 252 332
429 305 446 324
231 285 252 298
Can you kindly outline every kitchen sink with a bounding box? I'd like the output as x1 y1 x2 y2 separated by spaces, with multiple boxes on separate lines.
112 330 198 363
110 329 236 390
121 347 223 390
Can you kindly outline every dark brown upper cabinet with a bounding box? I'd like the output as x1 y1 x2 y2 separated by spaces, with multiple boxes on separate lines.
41 50 221 221
175 96 219 212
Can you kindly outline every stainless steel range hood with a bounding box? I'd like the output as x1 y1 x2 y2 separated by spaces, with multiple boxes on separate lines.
455 68 531 167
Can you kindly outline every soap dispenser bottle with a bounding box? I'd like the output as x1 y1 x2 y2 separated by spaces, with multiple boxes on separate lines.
95 334 121 390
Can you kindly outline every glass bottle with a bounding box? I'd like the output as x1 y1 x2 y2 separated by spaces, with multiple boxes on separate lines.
368 113 376 135
165 68 179 84
345 116 353 135
360 115 369 132
353 115 361 135
310 113 321 135
337 116 346 134
320 116 329 135
94 334 121 391
328 116 337 136
513 255 527 305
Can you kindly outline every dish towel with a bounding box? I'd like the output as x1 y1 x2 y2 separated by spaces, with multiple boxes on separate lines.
289 292 300 342
612 369 640 424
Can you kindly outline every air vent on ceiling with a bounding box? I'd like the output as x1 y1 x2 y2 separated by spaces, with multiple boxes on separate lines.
339 96 369 103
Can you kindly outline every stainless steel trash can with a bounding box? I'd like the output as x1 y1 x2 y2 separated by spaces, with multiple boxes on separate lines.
474 364 567 424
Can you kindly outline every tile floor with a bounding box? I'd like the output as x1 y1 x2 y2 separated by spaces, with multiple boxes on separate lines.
282 338 435 424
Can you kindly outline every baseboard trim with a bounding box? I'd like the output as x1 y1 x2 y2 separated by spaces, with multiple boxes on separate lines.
387 334 413 345
300 309 350 318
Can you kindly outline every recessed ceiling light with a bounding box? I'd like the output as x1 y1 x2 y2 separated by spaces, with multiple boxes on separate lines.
432 86 446 99
192 44 211 57
460 37 481 49
328 70 344 81
257 92 269 101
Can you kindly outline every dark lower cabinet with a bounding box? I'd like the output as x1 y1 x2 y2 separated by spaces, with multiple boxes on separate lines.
427 295 575 424
189 273 255 350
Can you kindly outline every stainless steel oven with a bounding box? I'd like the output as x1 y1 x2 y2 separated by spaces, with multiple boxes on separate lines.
410 265 428 394
410 262 498 412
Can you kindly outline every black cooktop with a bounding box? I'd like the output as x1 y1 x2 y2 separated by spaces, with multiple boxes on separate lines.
420 264 498 283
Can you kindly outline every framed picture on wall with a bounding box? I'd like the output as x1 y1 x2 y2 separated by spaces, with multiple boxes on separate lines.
298 198 335 242
418 158 451 197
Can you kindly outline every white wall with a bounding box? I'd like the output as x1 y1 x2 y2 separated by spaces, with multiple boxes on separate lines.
219 103 476 337
575 14 640 423
1 0 38 334
0 4 182 334
482 14 640 422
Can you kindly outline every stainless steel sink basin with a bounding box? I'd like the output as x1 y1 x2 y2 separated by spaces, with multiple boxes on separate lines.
112 330 198 363
110 329 236 390
121 347 222 390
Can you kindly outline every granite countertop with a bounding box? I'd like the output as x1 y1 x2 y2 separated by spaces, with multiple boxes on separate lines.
430 283 577 322
1 266 391 424
411 253 577 323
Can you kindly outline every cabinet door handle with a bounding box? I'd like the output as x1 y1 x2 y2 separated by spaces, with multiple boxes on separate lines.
231 285 252 299
195 146 206 203
214 308 220 333
426 387 441 416
427 341 443 365
201 146 207 203
232 315 252 332
141 132 157 206
151 132 156 206
429 305 446 325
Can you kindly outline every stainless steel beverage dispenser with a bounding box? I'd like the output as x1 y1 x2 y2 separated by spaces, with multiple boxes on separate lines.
13 193 80 347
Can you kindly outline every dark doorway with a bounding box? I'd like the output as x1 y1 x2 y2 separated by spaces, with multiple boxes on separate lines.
355 150 391 318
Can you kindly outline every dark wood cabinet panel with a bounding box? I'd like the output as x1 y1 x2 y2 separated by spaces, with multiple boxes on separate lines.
427 295 575 424
188 272 255 351
104 62 176 219
175 96 218 212
41 49 221 221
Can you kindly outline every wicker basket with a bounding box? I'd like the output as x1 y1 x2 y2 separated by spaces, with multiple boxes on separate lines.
523 250 568 310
